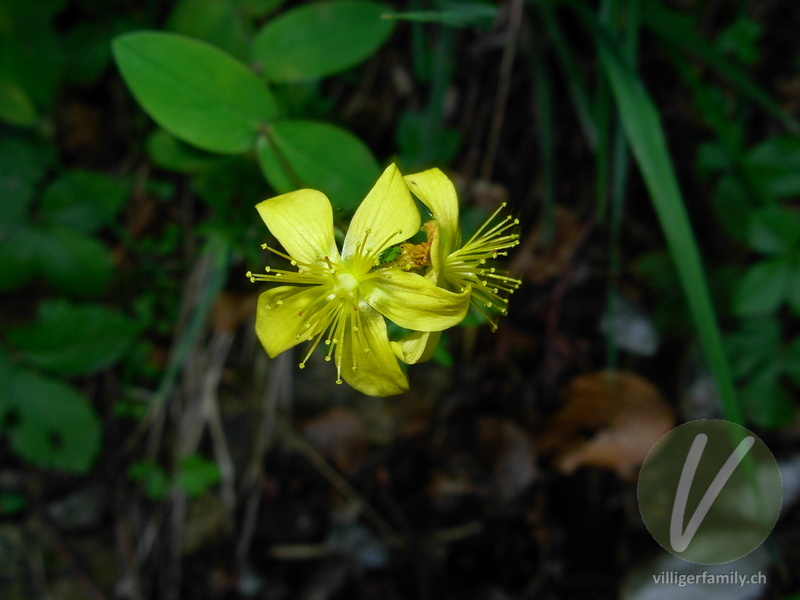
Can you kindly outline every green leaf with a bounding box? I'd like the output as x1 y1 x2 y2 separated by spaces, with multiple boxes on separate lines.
640 2 799 133
382 0 498 29
745 136 800 201
782 336 800 386
112 31 279 153
129 461 170 500
147 130 223 173
234 0 285 17
0 492 27 516
0 362 102 473
0 227 40 291
62 21 115 85
785 252 800 316
733 259 789 317
726 317 781 379
41 170 128 232
0 134 55 226
167 0 251 61
740 365 796 429
37 225 114 297
6 300 140 376
0 77 39 126
746 205 800 255
0 10 62 109
257 119 379 211
252 1 395 82
177 454 220 497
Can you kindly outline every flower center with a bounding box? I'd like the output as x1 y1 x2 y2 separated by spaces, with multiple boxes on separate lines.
334 271 359 297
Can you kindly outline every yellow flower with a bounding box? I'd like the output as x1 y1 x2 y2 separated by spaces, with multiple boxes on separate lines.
392 168 522 363
247 164 471 396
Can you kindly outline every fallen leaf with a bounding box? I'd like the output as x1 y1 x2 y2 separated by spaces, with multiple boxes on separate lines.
477 416 538 502
537 371 675 480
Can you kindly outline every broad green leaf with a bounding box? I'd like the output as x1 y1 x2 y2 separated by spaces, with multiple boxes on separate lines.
147 130 223 173
592 15 743 424
396 110 461 169
256 119 379 211
112 31 279 153
745 136 800 201
383 0 498 29
711 176 752 244
0 78 38 127
0 363 101 473
733 259 788 317
167 0 251 61
252 1 395 82
6 300 140 376
37 225 114 297
747 205 800 255
41 170 128 232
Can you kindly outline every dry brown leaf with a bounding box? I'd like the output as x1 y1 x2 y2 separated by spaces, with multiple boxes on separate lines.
536 371 675 480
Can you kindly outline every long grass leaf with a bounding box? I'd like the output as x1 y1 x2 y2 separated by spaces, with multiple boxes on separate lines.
593 21 743 424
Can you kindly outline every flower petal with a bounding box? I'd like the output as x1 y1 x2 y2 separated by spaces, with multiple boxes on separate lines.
391 330 441 364
256 189 340 265
342 164 420 263
255 285 324 357
364 269 470 331
404 168 460 255
341 303 408 396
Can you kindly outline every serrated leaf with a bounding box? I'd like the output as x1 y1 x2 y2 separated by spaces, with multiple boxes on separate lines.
6 300 140 376
725 317 780 379
256 119 379 211
37 225 114 297
112 31 279 153
0 364 101 473
732 259 788 317
42 170 128 232
252 1 394 82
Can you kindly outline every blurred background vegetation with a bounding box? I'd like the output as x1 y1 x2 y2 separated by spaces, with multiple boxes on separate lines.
2 0 800 598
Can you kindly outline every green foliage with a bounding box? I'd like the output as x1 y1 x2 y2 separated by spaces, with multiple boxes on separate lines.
129 454 220 500
0 355 102 473
256 120 380 211
252 1 395 82
383 0 498 29
112 32 280 154
6 301 141 377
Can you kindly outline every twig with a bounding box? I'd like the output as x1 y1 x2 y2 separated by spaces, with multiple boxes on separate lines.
481 0 525 180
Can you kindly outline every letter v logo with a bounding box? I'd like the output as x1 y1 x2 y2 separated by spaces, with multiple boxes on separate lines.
669 433 755 553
